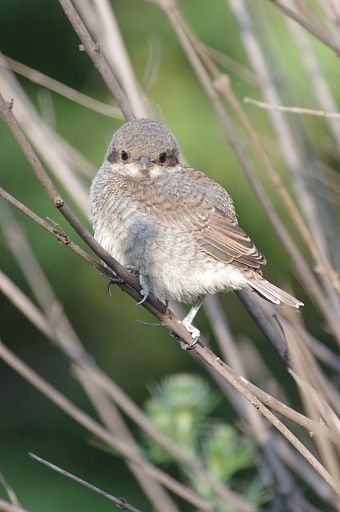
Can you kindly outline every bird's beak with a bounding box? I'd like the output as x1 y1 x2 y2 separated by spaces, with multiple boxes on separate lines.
138 156 151 169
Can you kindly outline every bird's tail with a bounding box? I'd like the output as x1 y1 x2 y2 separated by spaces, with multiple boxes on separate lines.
249 278 303 309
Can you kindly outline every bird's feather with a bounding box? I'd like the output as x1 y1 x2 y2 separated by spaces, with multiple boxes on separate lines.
131 166 266 271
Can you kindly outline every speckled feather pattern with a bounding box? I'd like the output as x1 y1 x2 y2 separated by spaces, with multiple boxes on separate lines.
90 118 303 308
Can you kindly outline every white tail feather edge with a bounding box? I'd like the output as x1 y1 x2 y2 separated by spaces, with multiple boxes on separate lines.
249 279 303 309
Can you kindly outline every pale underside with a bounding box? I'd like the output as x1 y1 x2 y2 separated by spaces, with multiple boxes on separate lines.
91 163 302 309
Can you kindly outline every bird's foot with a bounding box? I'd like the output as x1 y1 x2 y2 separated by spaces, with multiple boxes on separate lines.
107 264 139 295
137 274 149 305
107 276 123 296
123 264 149 305
169 296 205 349
105 270 123 296
181 319 201 340
170 320 200 350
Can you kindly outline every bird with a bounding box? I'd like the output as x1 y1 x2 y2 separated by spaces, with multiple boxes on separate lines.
90 118 303 340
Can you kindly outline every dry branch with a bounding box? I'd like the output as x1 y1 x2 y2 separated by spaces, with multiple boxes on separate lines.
1 1 340 510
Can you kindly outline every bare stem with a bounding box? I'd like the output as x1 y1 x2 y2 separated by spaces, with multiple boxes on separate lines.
1 55 121 118
244 97 340 119
29 454 143 512
57 0 135 120
271 0 340 54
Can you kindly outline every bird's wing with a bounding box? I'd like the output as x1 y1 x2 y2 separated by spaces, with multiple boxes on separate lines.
134 168 266 270
198 207 266 269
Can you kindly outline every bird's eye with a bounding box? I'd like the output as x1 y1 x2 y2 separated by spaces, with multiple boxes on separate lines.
121 150 129 161
159 152 167 164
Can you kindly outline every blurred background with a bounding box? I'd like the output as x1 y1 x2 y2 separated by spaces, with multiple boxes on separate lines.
0 1 339 510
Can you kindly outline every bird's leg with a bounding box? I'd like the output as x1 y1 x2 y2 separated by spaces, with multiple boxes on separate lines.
171 295 205 350
123 264 149 305
181 294 206 340
137 273 149 305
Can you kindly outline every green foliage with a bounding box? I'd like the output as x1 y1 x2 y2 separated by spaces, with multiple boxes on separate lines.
145 373 220 460
144 374 267 509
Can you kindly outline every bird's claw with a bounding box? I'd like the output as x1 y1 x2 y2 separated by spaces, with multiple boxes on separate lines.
170 320 200 350
107 263 137 296
136 273 149 305
170 329 200 350
181 319 201 340
122 264 149 305
107 275 122 296
136 291 148 305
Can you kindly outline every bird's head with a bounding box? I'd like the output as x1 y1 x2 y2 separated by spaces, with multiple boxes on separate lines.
105 118 181 178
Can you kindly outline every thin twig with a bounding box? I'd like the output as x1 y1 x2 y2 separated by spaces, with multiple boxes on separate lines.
285 4 340 153
58 0 135 121
205 45 258 86
294 0 333 38
74 0 148 117
203 295 339 444
286 330 340 494
0 501 29 512
274 433 337 507
236 291 289 365
0 474 20 508
307 335 340 373
0 55 121 118
29 453 144 512
271 0 340 55
244 97 340 119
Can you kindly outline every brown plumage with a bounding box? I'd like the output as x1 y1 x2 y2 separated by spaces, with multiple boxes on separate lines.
90 118 303 338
